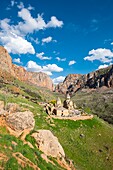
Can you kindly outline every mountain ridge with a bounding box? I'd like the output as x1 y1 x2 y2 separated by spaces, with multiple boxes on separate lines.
0 46 53 91
55 65 113 94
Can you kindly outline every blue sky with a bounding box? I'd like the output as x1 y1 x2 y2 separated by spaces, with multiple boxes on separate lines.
0 0 113 84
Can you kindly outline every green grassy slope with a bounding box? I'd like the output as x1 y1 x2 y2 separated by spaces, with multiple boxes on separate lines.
72 88 113 124
0 81 113 170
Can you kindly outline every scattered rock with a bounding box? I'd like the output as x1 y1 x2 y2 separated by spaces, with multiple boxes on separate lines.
32 130 65 158
6 111 35 131
0 101 4 110
99 149 103 153
0 109 8 116
80 134 85 138
6 103 20 113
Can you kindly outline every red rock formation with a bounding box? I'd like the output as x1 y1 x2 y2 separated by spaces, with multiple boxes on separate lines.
0 46 53 91
0 46 15 76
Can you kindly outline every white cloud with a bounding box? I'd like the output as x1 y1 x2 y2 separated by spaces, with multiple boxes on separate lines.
42 36 57 44
52 76 65 84
111 42 113 45
97 62 113 70
11 0 17 7
56 57 66 61
42 36 52 44
69 60 76 65
98 64 109 69
17 9 63 35
43 64 63 72
36 52 51 60
53 51 60 55
13 58 22 64
26 61 63 75
17 2 24 9
30 37 39 44
17 9 47 35
46 16 63 28
0 32 35 54
84 48 113 63
27 5 35 10
0 4 63 55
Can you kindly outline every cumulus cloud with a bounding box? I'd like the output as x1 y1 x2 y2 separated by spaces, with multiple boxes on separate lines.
13 58 22 64
56 57 66 61
97 62 113 70
17 9 47 35
42 36 52 44
42 36 57 45
36 52 51 60
17 8 63 35
0 32 35 54
1 8 63 36
52 76 65 84
98 64 109 69
26 61 63 75
46 16 63 28
0 3 63 55
69 60 76 66
84 48 113 63
111 42 113 45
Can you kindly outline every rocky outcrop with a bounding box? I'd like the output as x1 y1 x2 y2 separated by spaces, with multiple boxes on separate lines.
32 130 65 158
13 65 53 90
55 65 113 94
0 46 15 76
0 46 53 91
55 74 82 94
6 111 35 131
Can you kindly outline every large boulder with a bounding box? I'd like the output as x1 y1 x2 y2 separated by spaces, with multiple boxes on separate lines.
6 111 35 131
32 130 65 158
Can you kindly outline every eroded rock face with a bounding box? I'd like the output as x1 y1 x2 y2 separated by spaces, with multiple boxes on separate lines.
32 130 65 158
0 46 53 91
12 65 53 90
0 46 15 76
55 74 82 94
55 65 113 94
6 111 35 131
31 72 53 91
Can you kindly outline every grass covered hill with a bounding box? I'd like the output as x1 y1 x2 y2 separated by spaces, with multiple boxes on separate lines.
0 79 113 170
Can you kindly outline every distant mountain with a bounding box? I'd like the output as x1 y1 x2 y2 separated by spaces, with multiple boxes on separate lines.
0 46 53 91
55 65 113 94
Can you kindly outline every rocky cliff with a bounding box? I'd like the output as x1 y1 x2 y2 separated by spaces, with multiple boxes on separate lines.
0 46 53 91
55 65 113 94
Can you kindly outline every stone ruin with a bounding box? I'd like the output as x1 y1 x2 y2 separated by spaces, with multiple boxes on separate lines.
45 93 81 117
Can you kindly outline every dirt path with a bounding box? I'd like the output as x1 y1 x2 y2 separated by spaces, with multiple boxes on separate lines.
51 115 93 121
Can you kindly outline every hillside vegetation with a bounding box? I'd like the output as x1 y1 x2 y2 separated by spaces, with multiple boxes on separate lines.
0 79 113 170
72 88 113 124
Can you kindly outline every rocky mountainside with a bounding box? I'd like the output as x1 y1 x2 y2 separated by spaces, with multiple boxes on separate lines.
0 46 53 91
55 65 113 94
